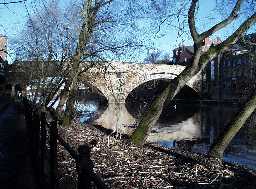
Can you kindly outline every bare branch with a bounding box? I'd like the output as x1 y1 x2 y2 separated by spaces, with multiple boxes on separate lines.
218 12 256 51
188 0 199 42
156 13 182 34
95 0 113 11
0 0 27 5
199 0 243 40
196 11 256 70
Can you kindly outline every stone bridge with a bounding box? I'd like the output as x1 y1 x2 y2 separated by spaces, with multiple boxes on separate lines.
81 62 201 133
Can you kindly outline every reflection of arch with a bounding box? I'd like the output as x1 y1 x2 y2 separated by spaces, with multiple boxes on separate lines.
125 79 200 119
147 114 201 142
77 82 108 112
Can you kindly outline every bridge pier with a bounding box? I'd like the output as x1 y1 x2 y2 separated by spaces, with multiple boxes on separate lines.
93 101 136 134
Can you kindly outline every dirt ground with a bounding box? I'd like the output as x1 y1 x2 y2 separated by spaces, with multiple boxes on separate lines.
56 123 256 189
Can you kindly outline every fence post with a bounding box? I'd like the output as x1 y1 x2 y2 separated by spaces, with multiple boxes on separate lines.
77 144 107 189
77 144 93 189
33 110 41 163
28 108 41 187
23 100 42 187
49 120 58 189
40 111 47 189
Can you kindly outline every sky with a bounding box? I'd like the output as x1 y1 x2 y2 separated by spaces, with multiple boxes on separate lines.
0 0 255 62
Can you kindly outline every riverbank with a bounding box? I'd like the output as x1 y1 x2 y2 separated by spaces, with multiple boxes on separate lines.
57 123 256 189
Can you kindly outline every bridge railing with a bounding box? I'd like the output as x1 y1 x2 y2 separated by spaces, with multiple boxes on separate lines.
22 98 108 189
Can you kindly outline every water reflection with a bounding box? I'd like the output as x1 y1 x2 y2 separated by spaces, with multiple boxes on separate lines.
152 103 256 170
75 101 99 123
148 113 201 142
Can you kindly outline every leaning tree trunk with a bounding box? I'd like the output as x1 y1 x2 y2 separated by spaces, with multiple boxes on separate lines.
131 61 202 145
130 0 256 148
209 94 256 159
131 84 171 145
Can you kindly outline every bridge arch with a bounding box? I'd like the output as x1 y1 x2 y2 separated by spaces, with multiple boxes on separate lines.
79 62 201 130
78 80 136 131
122 71 200 101
76 82 108 123
77 82 107 100
125 78 200 120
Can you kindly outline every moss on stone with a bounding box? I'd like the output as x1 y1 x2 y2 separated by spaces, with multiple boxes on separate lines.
62 114 72 127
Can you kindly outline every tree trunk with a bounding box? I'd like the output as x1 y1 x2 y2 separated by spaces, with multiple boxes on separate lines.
56 58 80 112
131 61 202 145
131 84 171 145
65 87 77 119
56 78 78 126
56 85 70 113
209 94 256 159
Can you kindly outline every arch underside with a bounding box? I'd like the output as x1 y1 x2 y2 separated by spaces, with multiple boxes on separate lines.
78 82 106 98
125 79 200 120
124 74 199 100
81 76 200 111
125 77 199 100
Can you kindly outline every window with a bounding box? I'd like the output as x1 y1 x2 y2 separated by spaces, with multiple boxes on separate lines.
210 61 215 80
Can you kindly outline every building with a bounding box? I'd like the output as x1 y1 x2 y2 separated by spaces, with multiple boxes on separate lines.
202 40 255 103
0 34 7 61
172 37 221 66
172 36 255 103
172 45 194 66
0 35 7 85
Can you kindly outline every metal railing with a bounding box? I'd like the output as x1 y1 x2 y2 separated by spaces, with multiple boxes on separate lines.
23 98 107 189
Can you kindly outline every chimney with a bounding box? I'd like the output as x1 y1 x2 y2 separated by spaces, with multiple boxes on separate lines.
202 37 213 52
0 35 7 61
214 37 222 45
204 37 212 47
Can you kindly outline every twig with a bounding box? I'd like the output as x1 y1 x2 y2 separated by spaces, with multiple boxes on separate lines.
210 174 220 184
0 0 27 5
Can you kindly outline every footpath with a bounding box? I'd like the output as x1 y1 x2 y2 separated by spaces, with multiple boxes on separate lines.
0 96 37 189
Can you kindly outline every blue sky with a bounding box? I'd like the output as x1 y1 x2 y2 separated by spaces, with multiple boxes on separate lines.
0 0 71 38
0 0 255 62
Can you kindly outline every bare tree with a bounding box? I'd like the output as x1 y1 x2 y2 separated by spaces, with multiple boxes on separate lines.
144 49 162 64
13 1 73 104
14 0 144 123
131 0 256 153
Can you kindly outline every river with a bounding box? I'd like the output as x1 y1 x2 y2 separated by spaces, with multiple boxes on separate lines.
76 100 256 170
